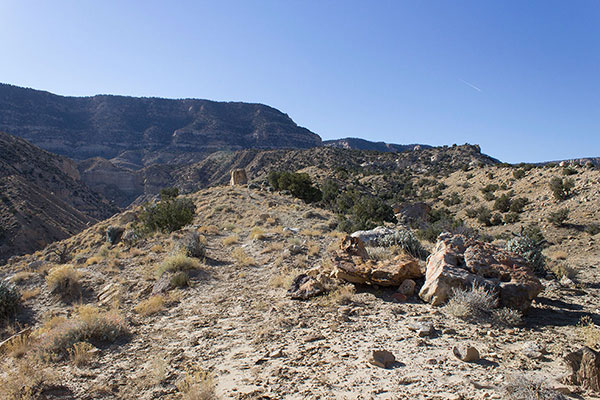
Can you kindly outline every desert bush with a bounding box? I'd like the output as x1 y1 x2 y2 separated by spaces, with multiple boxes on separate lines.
336 193 396 232
513 169 526 179
380 230 428 260
134 296 166 316
268 171 322 203
232 248 255 267
503 212 520 224
480 184 499 194
522 224 545 244
562 167 577 176
493 194 512 213
170 271 190 288
506 235 545 275
444 284 497 321
483 191 496 201
476 206 492 226
443 192 462 207
577 316 600 348
177 366 216 400
321 179 340 206
160 187 180 200
41 305 127 357
548 208 569 227
68 341 96 366
509 197 529 213
491 307 523 327
176 232 206 258
46 264 81 297
0 281 20 319
503 375 567 400
156 254 200 277
549 177 575 201
140 195 195 233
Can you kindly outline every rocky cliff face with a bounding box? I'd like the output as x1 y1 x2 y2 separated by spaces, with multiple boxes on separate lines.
0 83 322 168
0 132 118 262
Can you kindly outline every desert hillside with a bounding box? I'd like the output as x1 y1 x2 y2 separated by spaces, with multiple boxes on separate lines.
0 132 118 263
1 165 600 398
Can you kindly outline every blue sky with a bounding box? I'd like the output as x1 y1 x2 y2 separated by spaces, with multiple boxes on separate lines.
1 1 598 163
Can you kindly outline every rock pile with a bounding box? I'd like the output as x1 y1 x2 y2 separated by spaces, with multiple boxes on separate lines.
419 233 542 310
332 236 422 287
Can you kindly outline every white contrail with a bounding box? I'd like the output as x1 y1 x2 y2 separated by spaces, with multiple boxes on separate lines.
459 79 482 92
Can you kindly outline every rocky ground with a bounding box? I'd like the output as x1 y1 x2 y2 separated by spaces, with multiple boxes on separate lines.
1 176 600 399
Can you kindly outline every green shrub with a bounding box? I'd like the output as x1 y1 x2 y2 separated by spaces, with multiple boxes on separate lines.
548 208 569 227
483 192 496 201
506 235 545 276
476 206 492 226
160 187 180 200
443 192 462 207
513 169 526 179
320 179 340 206
504 212 520 224
380 230 428 260
268 171 322 203
562 167 577 176
509 197 529 213
140 196 195 233
0 281 20 319
494 194 512 213
549 177 575 201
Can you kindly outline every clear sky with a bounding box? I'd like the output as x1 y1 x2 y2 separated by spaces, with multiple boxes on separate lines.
1 1 598 163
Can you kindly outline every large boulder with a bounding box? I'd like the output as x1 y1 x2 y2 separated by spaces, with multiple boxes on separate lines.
419 233 542 310
564 347 600 392
332 236 422 286
350 226 396 246
230 169 248 186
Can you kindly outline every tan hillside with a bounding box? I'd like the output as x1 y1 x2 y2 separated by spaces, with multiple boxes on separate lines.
1 178 600 399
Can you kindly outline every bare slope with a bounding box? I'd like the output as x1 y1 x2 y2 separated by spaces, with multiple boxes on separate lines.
0 132 118 262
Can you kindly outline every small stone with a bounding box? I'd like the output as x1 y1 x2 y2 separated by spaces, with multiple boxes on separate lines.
409 321 434 337
453 345 480 362
392 293 407 302
304 333 325 343
397 279 416 296
370 350 396 368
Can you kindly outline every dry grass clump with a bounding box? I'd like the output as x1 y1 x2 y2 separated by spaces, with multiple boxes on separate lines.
366 246 395 261
577 316 600 348
198 225 219 235
269 267 304 288
156 254 201 277
261 242 284 254
502 374 567 400
0 355 58 399
45 264 81 297
171 271 190 288
548 260 577 281
20 288 40 302
86 256 103 265
177 366 216 400
318 284 355 307
222 235 239 246
232 248 256 267
249 227 266 240
1 330 33 359
68 341 97 366
39 305 128 357
444 284 523 326
307 242 320 256
9 271 35 284
134 296 166 316
550 250 568 260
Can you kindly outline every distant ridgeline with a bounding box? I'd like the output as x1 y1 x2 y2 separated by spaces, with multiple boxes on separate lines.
0 83 322 169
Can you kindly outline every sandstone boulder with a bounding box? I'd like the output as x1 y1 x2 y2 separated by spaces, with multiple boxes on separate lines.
350 226 395 246
419 233 542 310
564 347 600 392
230 169 248 185
288 274 325 300
332 236 422 286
